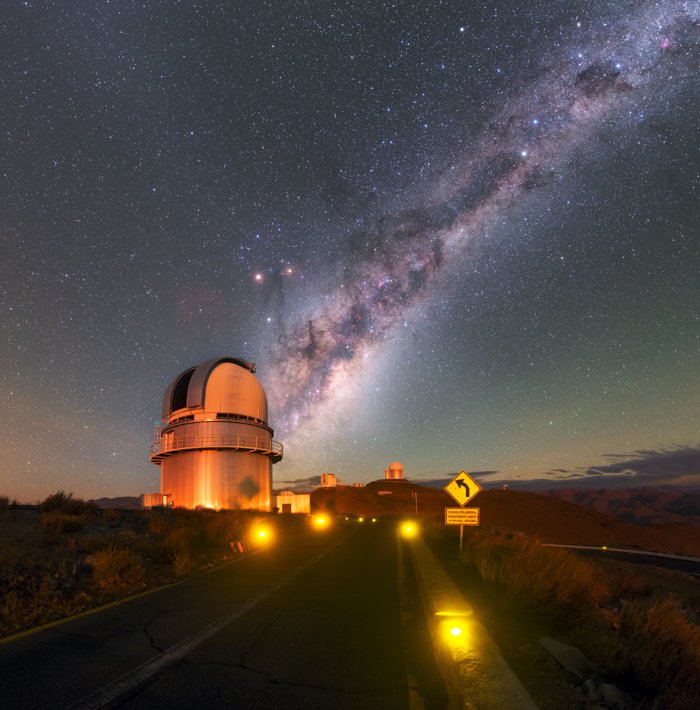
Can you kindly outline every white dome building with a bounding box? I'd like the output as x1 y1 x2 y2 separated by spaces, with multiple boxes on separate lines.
384 461 404 480
150 357 282 510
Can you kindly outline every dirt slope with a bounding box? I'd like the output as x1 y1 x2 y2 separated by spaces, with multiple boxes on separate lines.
312 482 700 557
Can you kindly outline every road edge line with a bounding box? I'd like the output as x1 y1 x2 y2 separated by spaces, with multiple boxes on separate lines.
406 533 540 710
70 532 353 710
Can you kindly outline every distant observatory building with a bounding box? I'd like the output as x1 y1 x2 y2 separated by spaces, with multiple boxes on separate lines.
150 357 283 510
384 461 404 480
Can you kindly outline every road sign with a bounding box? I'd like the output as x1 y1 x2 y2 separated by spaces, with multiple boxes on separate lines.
445 507 480 526
444 471 482 507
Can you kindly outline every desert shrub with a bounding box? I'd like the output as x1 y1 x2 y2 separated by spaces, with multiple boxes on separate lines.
40 491 95 516
41 511 86 536
101 508 122 523
202 511 246 550
0 560 86 635
567 618 630 677
163 523 195 554
620 595 700 710
78 535 108 554
149 513 167 534
0 495 18 521
87 546 145 590
461 531 607 625
153 519 197 575
171 547 194 576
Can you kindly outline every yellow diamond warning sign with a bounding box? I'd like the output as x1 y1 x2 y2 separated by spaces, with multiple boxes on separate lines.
444 471 482 507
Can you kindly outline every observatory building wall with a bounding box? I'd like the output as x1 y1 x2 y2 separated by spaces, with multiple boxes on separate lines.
160 449 271 510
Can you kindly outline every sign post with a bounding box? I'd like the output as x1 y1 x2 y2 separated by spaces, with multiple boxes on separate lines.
444 471 482 553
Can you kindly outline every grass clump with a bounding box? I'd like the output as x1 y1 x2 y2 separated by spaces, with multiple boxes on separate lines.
39 491 96 515
440 526 700 709
39 492 95 543
0 506 275 637
619 595 700 710
87 546 145 590
461 530 606 625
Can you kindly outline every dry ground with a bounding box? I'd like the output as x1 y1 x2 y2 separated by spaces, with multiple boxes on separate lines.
2 489 698 709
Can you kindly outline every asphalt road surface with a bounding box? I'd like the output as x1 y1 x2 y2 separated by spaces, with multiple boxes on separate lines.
1 520 439 709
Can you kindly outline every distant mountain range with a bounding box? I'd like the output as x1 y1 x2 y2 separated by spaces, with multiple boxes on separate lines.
89 496 142 510
543 487 700 525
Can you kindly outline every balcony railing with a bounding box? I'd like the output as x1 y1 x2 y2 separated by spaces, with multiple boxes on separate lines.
150 432 283 463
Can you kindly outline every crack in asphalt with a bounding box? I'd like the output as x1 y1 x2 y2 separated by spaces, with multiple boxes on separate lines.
239 609 286 666
68 544 345 710
180 606 409 697
47 625 142 641
141 609 168 654
185 656 409 696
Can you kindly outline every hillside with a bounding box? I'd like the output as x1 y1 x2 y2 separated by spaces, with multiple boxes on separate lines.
311 481 700 557
543 487 700 525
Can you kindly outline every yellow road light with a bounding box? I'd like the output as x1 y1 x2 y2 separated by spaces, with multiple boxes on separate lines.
400 520 419 538
311 515 330 530
248 520 274 547
358 517 364 523
435 612 471 645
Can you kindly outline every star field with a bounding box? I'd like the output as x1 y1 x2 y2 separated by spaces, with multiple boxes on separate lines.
1 1 698 500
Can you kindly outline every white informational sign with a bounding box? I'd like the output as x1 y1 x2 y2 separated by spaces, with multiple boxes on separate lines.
445 507 480 526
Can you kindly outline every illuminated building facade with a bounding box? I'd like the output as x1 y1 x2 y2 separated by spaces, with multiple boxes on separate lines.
150 357 282 510
274 491 311 514
320 473 337 487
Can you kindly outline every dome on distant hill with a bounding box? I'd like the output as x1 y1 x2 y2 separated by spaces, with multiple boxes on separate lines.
385 461 404 480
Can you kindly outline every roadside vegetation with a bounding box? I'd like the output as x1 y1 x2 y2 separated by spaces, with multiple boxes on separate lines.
427 526 700 710
0 492 273 638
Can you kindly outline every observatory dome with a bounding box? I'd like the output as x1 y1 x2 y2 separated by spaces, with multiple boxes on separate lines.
385 461 404 480
151 357 282 510
162 356 268 423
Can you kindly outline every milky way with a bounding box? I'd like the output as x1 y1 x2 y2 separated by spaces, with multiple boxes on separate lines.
268 1 699 434
1 0 697 498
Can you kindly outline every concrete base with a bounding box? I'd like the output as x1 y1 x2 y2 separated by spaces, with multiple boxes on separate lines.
405 533 539 710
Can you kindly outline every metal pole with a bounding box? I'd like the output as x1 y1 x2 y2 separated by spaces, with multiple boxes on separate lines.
459 525 464 555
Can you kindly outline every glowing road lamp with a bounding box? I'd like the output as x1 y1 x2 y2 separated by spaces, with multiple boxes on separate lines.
311 515 330 530
435 610 471 646
400 520 419 539
249 521 274 548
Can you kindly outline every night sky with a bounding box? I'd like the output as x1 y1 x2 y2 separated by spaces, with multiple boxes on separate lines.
1 1 698 501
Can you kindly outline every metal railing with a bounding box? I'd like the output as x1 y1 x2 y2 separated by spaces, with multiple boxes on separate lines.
150 432 283 463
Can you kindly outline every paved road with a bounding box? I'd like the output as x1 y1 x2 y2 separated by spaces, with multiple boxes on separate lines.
543 543 700 576
1 521 425 709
